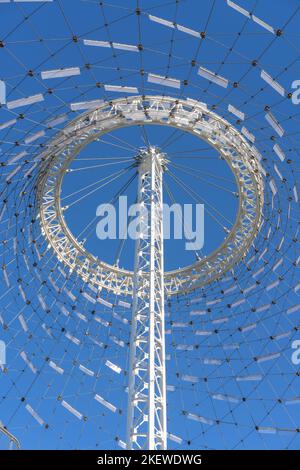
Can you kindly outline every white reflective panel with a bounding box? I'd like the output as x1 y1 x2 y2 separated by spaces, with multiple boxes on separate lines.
227 0 250 18
257 426 277 434
177 24 200 38
206 298 221 306
20 351 37 374
104 84 138 93
82 291 96 304
94 394 117 413
41 67 80 80
14 0 53 2
65 332 81 345
240 323 257 333
269 178 277 196
273 143 285 161
198 67 228 88
231 298 245 308
112 42 138 52
286 398 300 405
256 303 270 313
261 70 285 96
37 293 47 311
18 314 28 332
241 126 255 143
167 433 183 444
212 316 228 324
0 119 16 131
273 258 283 272
147 73 181 89
25 405 44 427
49 360 64 375
110 335 125 348
187 413 213 425
190 309 206 316
148 14 175 29
236 374 263 382
293 185 298 203
256 352 281 363
105 360 121 374
0 80 5 104
24 130 45 144
117 439 126 450
287 304 300 315
203 358 222 365
212 394 239 403
79 364 95 376
266 280 280 291
118 300 130 309
98 297 113 308
61 400 83 420
76 312 87 322
228 103 245 120
71 99 104 111
7 93 44 110
252 15 275 34
83 39 110 48
265 112 284 137
8 151 27 165
195 330 212 336
274 164 283 181
94 316 109 327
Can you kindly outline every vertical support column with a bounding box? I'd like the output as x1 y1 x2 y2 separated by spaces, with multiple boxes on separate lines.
126 148 167 450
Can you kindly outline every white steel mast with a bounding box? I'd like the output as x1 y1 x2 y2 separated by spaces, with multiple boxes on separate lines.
126 147 167 450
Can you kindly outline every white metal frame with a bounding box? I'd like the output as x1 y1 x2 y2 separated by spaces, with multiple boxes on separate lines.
126 148 167 449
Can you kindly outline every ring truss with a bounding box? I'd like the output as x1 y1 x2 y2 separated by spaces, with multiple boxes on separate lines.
37 95 264 296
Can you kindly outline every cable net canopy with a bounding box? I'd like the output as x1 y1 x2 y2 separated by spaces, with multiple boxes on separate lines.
0 0 299 450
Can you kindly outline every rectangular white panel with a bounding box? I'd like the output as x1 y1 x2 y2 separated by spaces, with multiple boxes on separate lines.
105 360 121 374
104 84 138 93
265 112 284 137
83 39 110 48
273 143 285 161
8 151 27 165
79 364 95 376
49 360 64 375
112 42 138 52
177 24 199 38
0 119 16 130
252 15 275 34
41 67 80 80
24 130 45 144
147 73 181 89
61 400 83 420
94 394 117 413
228 103 245 120
187 413 213 425
18 314 28 332
212 394 239 403
71 99 103 111
227 0 250 18
287 304 300 315
148 14 175 29
198 67 228 88
241 126 255 142
25 404 44 426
